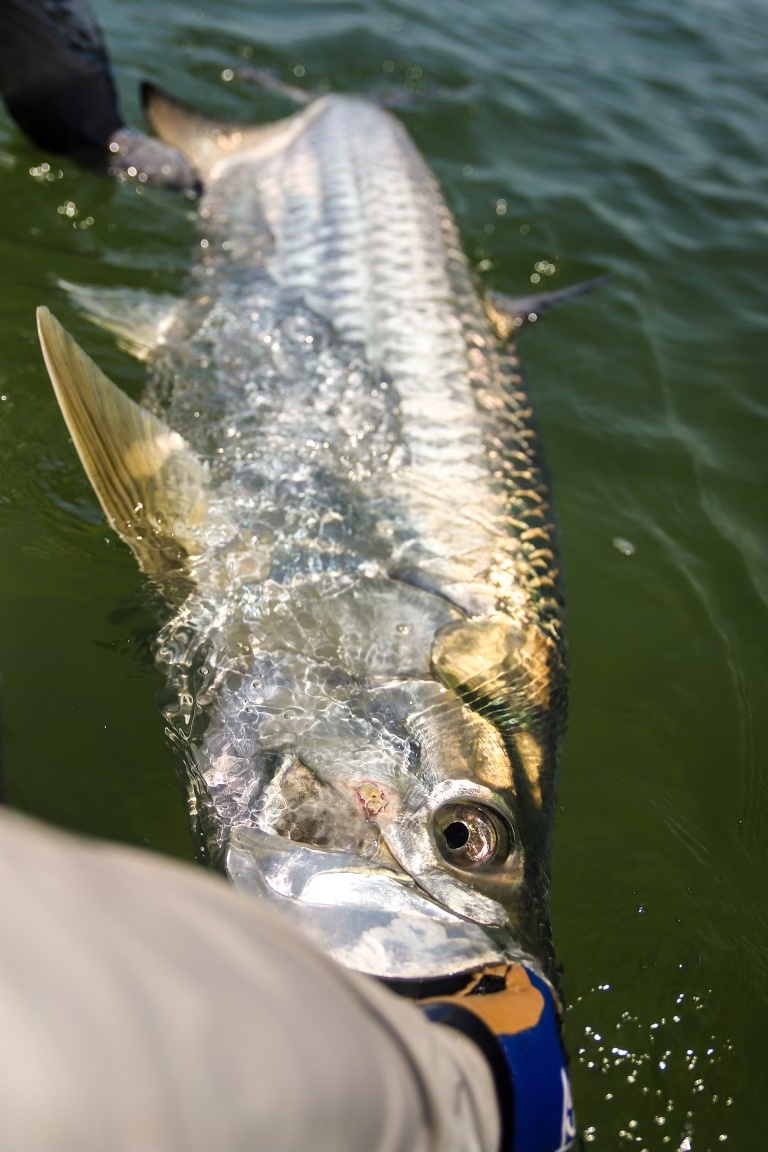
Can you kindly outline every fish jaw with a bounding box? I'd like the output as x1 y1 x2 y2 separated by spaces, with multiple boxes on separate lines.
226 825 527 980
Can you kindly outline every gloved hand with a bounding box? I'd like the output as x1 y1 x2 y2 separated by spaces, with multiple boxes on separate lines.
420 964 577 1152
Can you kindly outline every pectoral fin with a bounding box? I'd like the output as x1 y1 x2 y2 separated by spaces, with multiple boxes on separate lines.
58 280 180 362
37 307 208 575
485 274 610 338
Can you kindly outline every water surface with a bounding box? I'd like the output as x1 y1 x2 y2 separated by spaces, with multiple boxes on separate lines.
0 0 766 1147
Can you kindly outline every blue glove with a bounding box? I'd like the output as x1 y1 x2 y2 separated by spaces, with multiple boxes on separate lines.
421 964 576 1152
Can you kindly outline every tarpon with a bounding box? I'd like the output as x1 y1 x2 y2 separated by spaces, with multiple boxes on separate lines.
7 5 600 984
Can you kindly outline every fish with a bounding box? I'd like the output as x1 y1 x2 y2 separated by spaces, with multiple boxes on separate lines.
13 5 599 985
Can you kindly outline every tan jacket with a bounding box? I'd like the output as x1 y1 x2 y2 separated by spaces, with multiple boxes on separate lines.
0 810 499 1152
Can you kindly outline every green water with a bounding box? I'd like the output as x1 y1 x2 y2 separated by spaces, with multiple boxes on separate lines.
0 0 765 1146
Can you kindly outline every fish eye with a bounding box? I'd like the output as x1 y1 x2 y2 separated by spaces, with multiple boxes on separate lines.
433 803 513 868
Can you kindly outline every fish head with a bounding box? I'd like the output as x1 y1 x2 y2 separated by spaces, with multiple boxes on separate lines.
211 581 564 983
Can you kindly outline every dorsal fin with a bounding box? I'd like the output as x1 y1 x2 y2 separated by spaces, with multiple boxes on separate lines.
37 307 208 575
141 82 306 181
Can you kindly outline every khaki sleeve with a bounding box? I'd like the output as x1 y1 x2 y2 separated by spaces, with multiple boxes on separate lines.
0 810 500 1152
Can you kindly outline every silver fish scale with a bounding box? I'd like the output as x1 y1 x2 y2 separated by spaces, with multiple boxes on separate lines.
147 95 565 972
154 282 405 579
164 94 562 626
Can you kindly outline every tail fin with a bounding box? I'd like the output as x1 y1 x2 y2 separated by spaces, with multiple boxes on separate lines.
142 82 304 183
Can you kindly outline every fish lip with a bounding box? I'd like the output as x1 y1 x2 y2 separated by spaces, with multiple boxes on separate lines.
225 823 524 980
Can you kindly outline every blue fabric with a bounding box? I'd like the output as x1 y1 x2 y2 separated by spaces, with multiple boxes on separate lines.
498 968 576 1152
421 968 577 1152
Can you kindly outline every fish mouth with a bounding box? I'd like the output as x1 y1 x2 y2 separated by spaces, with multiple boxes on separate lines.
226 824 520 980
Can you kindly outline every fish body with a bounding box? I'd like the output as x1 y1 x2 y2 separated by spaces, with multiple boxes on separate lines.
38 89 568 982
